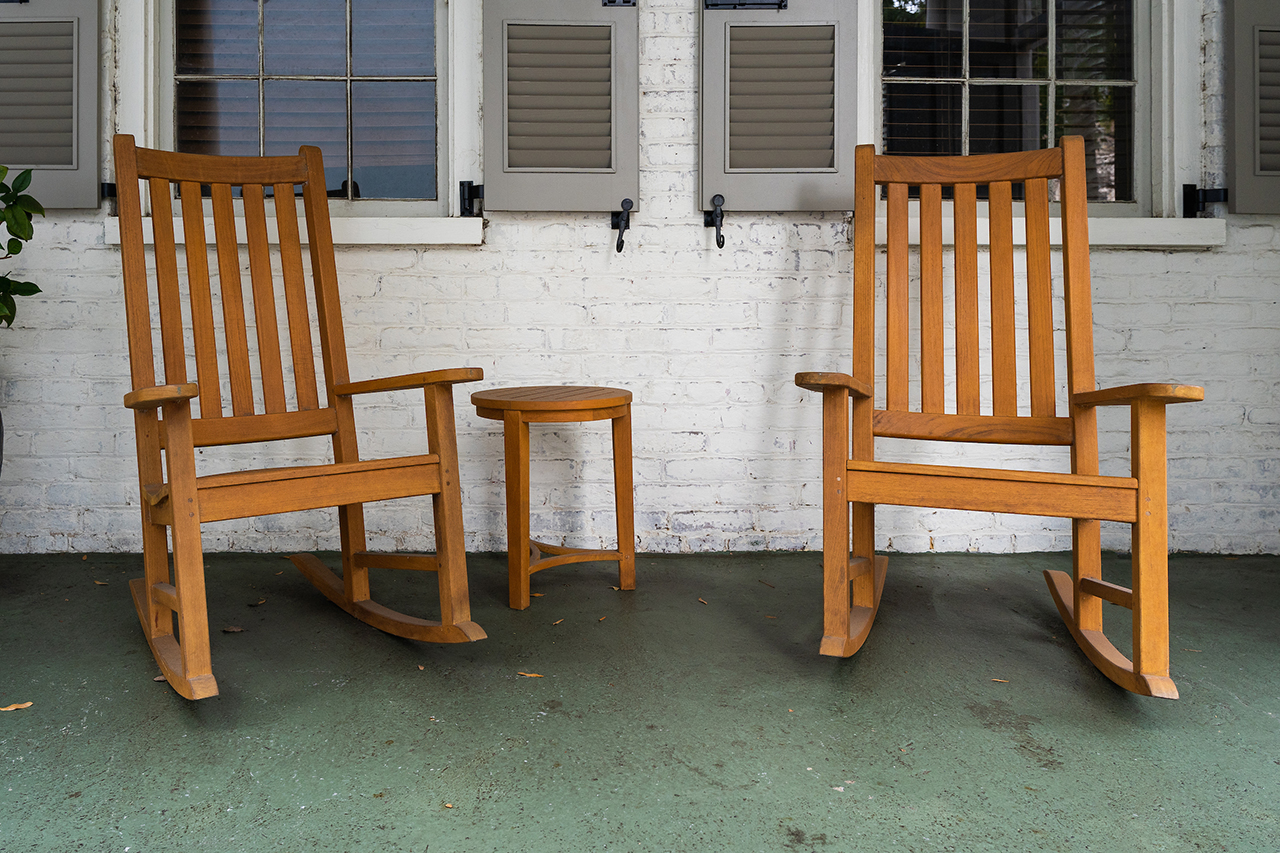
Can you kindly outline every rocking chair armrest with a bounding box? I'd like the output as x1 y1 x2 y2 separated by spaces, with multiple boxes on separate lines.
1072 383 1204 408
795 371 874 399
124 383 200 411
334 367 485 398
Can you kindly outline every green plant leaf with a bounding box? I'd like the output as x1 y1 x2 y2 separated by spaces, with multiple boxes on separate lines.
0 165 8 183
7 209 32 242
5 238 19 255
0 293 16 326
16 195 44 216
8 281 40 296
11 169 32 194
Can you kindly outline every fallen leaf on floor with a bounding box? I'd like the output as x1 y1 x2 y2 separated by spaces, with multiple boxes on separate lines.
275 571 284 576
518 672 543 678
249 598 266 607
598 616 606 621
610 586 620 591
991 679 1009 683
845 781 855 785
222 626 244 633
765 615 777 619
832 786 845 792
418 665 425 670
1 702 33 711
531 593 544 597
444 803 454 808
154 676 167 682
82 555 88 560
698 597 708 605
758 580 775 588
552 619 564 625
1182 648 1202 652
93 580 108 586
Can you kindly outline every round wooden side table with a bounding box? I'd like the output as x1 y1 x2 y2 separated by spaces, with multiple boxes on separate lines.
471 386 636 609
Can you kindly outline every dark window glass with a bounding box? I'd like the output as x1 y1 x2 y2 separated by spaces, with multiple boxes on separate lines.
174 0 438 201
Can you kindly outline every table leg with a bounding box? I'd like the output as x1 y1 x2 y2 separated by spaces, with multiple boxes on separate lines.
612 406 636 590
504 410 532 609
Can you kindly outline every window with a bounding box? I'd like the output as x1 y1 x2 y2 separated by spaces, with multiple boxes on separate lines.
172 0 445 209
883 0 1138 203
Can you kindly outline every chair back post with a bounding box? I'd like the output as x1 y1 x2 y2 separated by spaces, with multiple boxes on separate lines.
113 134 159 396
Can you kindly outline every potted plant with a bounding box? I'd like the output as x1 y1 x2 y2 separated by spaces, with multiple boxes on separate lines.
0 165 45 476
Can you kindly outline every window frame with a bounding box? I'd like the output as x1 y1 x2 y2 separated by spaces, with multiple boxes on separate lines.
874 0 1202 222
112 0 483 244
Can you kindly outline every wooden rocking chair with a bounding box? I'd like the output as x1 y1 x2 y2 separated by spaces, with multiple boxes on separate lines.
113 135 486 700
796 137 1202 698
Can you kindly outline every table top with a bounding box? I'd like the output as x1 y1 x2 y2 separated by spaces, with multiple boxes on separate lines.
471 385 632 412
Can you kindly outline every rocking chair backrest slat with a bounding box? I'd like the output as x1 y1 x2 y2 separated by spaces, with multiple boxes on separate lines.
148 178 187 387
919 182 945 414
274 184 321 412
178 179 224 417
857 139 1092 448
114 136 348 444
211 181 255 417
1025 177 1057 418
242 183 287 415
953 181 981 415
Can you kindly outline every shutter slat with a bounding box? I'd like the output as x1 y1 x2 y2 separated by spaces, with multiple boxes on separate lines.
727 24 835 171
506 24 613 170
1260 28 1280 173
0 20 76 168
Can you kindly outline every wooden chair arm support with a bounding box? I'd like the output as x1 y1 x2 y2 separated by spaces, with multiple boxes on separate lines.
123 383 200 411
334 367 484 398
1072 383 1204 408
795 371 874 399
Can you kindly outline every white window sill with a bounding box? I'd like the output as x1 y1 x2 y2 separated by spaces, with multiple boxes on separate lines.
873 216 1227 249
103 215 486 247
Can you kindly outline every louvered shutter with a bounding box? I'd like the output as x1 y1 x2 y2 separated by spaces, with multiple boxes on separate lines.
0 0 98 208
1227 0 1280 214
700 0 858 213
483 0 639 212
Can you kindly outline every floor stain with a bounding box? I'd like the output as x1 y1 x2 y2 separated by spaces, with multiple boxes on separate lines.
966 699 1063 769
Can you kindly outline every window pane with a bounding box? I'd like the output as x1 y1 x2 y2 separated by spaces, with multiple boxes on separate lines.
1056 85 1133 200
264 81 347 192
970 0 1048 80
264 0 345 76
176 0 258 76
353 0 435 76
352 82 437 199
883 82 962 155
883 0 962 79
969 84 1046 153
1057 0 1133 81
175 80 259 156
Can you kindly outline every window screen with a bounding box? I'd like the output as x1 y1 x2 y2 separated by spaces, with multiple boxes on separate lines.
882 0 1135 202
174 0 439 202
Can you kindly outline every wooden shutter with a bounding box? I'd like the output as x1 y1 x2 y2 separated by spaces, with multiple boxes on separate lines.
1227 0 1280 213
700 0 857 212
483 0 639 212
0 0 98 208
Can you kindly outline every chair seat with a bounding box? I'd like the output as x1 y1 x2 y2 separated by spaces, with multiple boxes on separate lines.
142 454 441 524
847 459 1139 522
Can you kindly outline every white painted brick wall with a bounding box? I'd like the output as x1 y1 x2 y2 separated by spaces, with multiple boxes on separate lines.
0 0 1275 555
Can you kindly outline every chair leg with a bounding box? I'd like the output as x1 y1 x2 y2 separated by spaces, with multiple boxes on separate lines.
130 511 218 701
611 407 636 591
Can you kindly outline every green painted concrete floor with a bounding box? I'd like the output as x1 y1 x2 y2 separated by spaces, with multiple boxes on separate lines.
1 551 1277 852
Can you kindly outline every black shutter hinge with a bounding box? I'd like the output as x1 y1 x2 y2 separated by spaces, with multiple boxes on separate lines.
101 182 117 199
704 1 788 9
1182 184 1228 218
459 181 484 217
